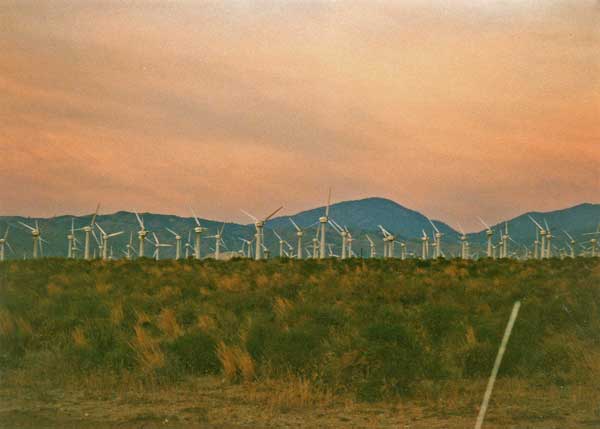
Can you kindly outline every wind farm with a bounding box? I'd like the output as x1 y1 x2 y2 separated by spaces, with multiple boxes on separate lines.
2 0 599 427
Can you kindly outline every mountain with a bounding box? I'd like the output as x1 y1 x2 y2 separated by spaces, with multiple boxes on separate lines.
467 203 600 246
267 197 458 239
0 199 598 259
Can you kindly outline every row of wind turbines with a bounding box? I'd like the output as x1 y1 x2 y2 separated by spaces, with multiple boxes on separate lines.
2 192 599 262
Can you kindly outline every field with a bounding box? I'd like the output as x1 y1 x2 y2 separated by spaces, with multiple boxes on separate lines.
1 258 599 428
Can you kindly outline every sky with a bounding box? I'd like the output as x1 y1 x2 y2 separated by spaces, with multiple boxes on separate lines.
1 0 598 231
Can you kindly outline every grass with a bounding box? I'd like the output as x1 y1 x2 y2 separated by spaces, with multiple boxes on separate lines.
0 257 599 407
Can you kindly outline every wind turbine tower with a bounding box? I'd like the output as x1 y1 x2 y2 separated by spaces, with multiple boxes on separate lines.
289 218 304 259
319 189 332 260
190 208 207 260
135 212 149 257
242 206 283 260
167 228 182 259
81 204 100 260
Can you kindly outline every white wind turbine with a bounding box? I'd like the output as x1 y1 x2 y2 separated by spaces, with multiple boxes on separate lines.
477 217 494 258
319 188 332 260
421 230 429 259
166 228 183 259
289 218 305 259
125 232 136 260
583 223 600 257
78 204 100 260
544 220 553 258
312 226 320 259
365 234 376 258
0 226 14 261
184 231 193 259
95 222 124 260
533 229 540 259
427 218 443 258
329 219 348 259
378 225 394 259
135 212 149 257
239 237 253 258
241 206 283 260
501 222 511 258
190 208 208 260
528 215 546 259
563 230 576 258
346 228 355 257
399 241 407 260
66 219 80 259
19 220 47 259
273 230 292 258
206 225 225 260
457 223 468 259
148 232 172 260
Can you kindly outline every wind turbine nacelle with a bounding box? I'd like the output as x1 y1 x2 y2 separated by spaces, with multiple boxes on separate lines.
297 231 303 237
486 230 493 236
319 217 327 223
194 227 203 233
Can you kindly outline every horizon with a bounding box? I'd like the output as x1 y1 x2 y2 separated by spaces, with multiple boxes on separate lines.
1 196 597 234
2 1 599 230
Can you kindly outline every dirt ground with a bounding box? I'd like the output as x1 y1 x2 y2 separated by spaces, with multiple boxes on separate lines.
1 376 599 428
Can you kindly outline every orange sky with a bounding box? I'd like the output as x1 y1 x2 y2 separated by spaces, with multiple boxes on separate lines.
1 1 598 231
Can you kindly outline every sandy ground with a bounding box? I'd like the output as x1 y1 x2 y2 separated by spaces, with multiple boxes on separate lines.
1 376 598 428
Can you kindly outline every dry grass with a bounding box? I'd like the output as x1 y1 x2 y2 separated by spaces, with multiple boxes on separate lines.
197 314 216 332
110 302 124 326
216 342 255 383
157 308 182 339
273 297 293 321
246 376 334 413
0 310 14 336
95 282 112 294
72 327 88 348
129 325 165 372
46 283 62 296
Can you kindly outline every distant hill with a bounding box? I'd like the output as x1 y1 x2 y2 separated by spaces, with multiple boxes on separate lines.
267 197 458 239
467 203 600 247
0 199 598 259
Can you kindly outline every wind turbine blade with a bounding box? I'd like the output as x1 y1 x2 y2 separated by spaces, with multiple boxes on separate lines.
90 203 101 227
544 219 550 231
19 221 35 231
6 241 15 254
96 223 107 236
166 228 178 237
240 209 258 222
152 232 159 244
273 230 282 240
189 207 201 226
219 224 225 235
135 212 145 229
108 231 125 238
527 215 543 230
427 217 440 233
264 206 283 222
289 218 301 232
477 216 491 230
325 187 331 217
3 226 9 240
457 223 465 235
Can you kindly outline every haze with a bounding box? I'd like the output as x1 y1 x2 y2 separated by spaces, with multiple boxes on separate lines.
1 0 598 231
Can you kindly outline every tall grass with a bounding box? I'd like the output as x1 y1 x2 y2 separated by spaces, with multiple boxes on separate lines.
0 257 598 401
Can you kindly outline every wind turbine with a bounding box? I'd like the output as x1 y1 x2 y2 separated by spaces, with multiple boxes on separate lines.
0 226 14 261
18 220 46 259
289 218 306 259
378 225 394 259
399 241 407 260
319 188 332 260
329 219 347 259
135 212 149 257
241 206 283 260
457 223 468 260
184 231 193 259
544 220 553 258
190 208 207 260
365 234 376 258
79 204 100 260
125 232 137 260
273 230 292 258
96 222 124 260
533 229 540 259
66 219 81 259
427 218 443 258
501 222 510 258
239 237 253 258
563 230 576 258
149 232 172 260
477 217 494 258
528 215 546 259
583 223 600 257
312 226 320 259
206 225 225 260
421 230 429 259
166 228 182 259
